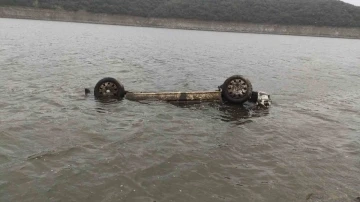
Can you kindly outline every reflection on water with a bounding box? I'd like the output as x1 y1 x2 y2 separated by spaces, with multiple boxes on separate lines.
216 103 270 123
170 100 263 122
93 96 270 125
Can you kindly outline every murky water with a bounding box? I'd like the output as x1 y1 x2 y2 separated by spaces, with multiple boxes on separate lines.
1 18 360 202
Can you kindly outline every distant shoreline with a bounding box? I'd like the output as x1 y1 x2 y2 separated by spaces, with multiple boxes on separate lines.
1 6 360 39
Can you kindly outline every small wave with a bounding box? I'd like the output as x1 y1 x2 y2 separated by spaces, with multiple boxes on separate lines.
27 146 84 161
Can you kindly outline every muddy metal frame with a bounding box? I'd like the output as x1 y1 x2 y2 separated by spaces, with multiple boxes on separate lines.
86 75 271 107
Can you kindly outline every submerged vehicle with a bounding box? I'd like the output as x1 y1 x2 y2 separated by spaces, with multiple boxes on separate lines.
87 75 271 107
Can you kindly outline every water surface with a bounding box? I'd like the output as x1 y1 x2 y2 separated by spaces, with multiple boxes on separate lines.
0 18 360 202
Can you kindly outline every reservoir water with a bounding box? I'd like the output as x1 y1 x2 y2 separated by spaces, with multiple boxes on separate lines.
1 18 360 201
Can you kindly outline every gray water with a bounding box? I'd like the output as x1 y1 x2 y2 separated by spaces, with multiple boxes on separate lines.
0 18 360 202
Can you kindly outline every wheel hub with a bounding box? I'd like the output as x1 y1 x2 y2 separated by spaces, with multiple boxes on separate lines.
227 79 248 98
99 82 118 96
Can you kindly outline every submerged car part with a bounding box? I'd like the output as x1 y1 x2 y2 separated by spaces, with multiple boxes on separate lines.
88 75 271 107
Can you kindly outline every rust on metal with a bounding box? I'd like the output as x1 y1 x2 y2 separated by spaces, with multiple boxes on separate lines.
125 91 222 101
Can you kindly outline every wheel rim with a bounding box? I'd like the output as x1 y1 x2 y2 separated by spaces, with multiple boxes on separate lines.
227 78 248 98
98 82 119 96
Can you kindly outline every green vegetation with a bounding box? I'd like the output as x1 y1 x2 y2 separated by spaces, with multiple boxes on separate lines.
1 0 360 27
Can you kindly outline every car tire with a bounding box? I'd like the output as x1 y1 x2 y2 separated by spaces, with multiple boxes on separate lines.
94 77 126 99
221 75 253 104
